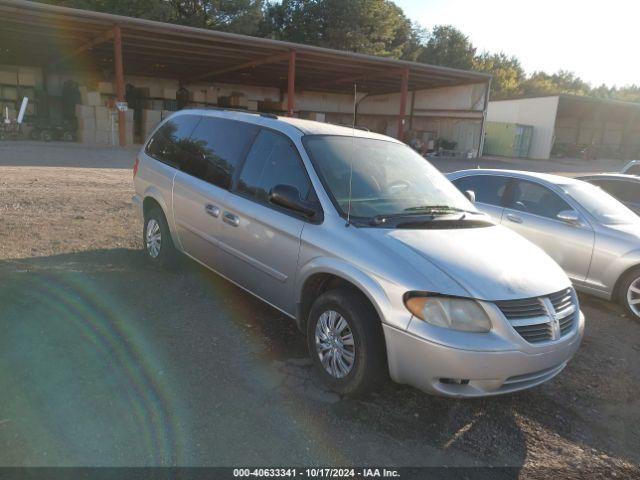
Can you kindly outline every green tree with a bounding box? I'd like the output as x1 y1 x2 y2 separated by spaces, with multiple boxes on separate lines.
519 70 591 97
41 0 265 35
612 86 640 103
417 25 476 70
473 52 523 99
168 0 265 35
39 0 173 20
261 0 419 58
402 21 427 61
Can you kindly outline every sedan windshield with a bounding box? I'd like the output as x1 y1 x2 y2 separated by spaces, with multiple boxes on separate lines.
303 135 475 220
563 182 639 225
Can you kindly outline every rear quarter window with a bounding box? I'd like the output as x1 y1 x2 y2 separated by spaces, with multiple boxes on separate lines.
145 114 200 169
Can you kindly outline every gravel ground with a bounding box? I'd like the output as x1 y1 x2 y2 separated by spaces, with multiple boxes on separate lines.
0 143 639 477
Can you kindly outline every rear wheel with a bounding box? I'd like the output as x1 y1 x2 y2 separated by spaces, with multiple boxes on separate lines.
618 267 640 320
307 288 387 397
143 207 176 268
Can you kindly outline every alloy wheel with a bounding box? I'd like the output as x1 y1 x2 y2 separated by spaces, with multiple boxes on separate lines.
315 310 355 378
626 277 640 317
145 218 162 258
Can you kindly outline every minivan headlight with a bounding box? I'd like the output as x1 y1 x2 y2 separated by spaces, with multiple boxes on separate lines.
403 294 491 333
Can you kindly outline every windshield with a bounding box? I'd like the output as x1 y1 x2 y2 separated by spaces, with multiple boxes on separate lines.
303 135 475 220
563 182 639 225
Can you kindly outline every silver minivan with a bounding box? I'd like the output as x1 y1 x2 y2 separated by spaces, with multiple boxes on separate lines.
133 109 584 398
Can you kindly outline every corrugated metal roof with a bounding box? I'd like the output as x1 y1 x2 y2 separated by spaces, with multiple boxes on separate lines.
0 0 490 94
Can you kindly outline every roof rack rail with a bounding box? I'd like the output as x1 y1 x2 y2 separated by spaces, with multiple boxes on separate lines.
178 106 282 120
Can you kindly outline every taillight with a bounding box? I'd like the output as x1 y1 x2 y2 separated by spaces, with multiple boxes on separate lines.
133 156 139 177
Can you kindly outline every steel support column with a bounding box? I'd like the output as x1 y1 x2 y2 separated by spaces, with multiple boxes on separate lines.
113 24 126 147
287 49 296 116
477 77 492 160
397 68 409 140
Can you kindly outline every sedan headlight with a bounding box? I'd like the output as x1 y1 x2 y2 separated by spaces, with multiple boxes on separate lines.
403 294 491 333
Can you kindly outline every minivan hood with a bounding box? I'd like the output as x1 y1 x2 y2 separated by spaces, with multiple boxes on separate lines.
365 224 570 301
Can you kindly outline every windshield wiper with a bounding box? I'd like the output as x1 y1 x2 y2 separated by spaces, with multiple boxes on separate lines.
370 213 430 226
369 211 452 226
403 205 470 214
369 205 481 226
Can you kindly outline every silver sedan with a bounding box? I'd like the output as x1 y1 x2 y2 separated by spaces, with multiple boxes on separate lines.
448 169 640 318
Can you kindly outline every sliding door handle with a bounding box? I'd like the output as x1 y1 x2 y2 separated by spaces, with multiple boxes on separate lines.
205 204 220 218
223 211 240 227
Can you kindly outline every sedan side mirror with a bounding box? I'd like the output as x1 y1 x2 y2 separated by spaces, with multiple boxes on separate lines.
269 184 317 218
557 210 581 226
464 190 476 204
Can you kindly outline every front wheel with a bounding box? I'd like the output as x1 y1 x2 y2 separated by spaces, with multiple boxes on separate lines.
143 207 177 268
619 268 640 320
307 289 387 397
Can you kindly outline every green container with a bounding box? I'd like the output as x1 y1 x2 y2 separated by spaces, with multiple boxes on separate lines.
484 121 532 158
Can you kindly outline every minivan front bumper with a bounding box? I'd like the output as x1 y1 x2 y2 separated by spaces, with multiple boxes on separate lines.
383 311 584 397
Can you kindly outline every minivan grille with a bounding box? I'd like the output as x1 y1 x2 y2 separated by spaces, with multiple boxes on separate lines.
496 288 576 344
549 288 573 312
496 297 546 319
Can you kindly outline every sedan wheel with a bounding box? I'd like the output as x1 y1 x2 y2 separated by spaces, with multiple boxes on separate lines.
145 218 162 258
315 310 356 379
626 277 640 317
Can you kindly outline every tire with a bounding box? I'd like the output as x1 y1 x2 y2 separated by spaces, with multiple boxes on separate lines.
143 207 177 268
618 267 640 320
306 288 387 396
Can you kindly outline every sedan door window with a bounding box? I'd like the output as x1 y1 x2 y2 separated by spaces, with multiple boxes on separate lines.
508 180 571 220
452 175 509 206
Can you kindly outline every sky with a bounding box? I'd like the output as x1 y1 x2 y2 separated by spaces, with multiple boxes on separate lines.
395 0 638 87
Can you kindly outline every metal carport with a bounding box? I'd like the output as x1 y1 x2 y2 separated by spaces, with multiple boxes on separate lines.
0 0 491 146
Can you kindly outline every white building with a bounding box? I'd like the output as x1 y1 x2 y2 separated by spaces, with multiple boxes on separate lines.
487 95 640 160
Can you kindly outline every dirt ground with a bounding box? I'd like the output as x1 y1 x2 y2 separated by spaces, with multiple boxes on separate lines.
0 142 639 477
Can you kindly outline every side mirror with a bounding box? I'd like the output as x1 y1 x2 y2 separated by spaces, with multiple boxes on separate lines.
557 210 581 226
464 190 476 203
269 184 317 218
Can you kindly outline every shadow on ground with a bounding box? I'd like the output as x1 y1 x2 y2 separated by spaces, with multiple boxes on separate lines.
0 249 637 474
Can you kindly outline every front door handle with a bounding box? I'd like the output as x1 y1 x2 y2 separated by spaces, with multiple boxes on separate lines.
205 204 220 218
223 211 240 227
506 213 523 224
